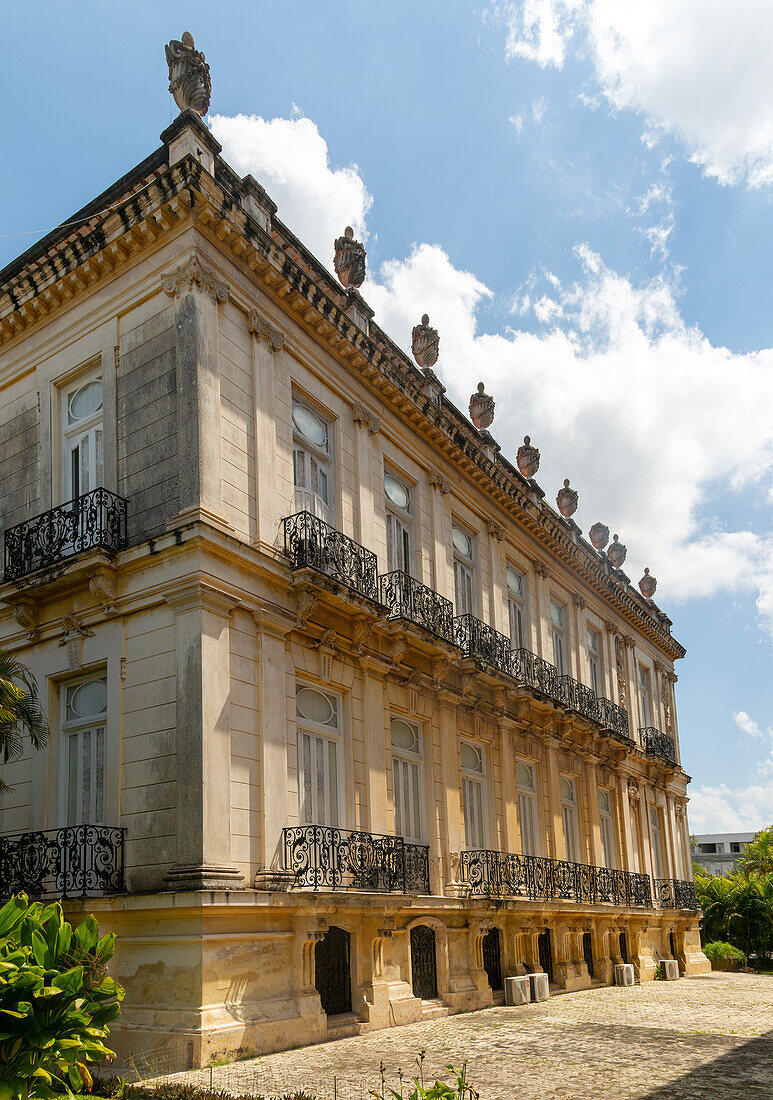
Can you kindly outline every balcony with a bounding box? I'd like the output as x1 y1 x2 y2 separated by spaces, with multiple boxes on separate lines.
640 727 677 764
283 511 379 602
511 648 563 704
0 825 125 899
560 675 602 724
283 825 430 894
460 849 652 908
379 570 455 643
655 878 698 911
598 698 632 742
3 489 128 583
454 614 512 677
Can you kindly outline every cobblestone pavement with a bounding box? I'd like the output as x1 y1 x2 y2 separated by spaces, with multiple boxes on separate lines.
158 973 773 1099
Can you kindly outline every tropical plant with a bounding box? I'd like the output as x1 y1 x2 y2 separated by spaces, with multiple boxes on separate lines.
0 893 123 1098
694 870 773 963
703 941 747 971
737 825 773 877
0 650 48 792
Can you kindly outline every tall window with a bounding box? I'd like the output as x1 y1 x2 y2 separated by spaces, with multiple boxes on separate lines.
452 525 476 616
639 665 652 726
587 629 601 695
62 375 103 502
507 566 526 649
384 472 413 575
391 718 423 842
598 788 615 868
561 776 580 863
551 599 566 675
649 805 665 879
292 399 333 522
516 760 539 856
461 741 486 849
296 685 342 826
62 676 107 826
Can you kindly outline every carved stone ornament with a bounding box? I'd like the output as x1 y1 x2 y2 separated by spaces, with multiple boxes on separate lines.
352 402 380 433
469 382 495 431
674 798 685 821
248 310 284 351
639 567 657 599
607 534 627 569
12 599 38 636
627 777 640 805
486 519 505 541
556 478 578 519
333 226 366 289
162 253 229 303
411 314 439 370
165 32 212 116
428 468 451 494
58 615 95 673
516 435 540 479
589 522 610 552
660 673 674 736
89 569 117 616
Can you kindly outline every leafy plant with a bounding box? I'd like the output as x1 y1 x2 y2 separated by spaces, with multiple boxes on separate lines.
0 892 124 1098
737 826 773 877
694 869 773 963
0 651 48 792
653 963 665 981
373 1053 479 1100
703 941 748 971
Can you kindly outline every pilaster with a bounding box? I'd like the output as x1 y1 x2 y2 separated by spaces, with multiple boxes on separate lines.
250 309 285 549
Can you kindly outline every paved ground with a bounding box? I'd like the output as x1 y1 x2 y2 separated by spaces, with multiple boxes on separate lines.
156 973 773 1099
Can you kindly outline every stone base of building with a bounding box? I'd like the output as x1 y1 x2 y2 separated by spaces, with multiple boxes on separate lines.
73 890 709 1073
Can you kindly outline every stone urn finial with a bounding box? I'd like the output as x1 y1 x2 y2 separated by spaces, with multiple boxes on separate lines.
556 478 578 518
516 435 540 479
589 522 610 552
639 568 657 599
333 226 366 289
469 382 495 430
607 534 627 569
165 32 212 115
412 314 439 369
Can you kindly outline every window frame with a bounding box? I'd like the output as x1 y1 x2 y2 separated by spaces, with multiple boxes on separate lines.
452 522 477 616
587 627 601 695
638 664 652 727
460 739 487 850
389 715 425 844
516 757 541 856
384 468 414 576
292 396 335 523
295 682 346 828
58 672 108 828
598 787 616 869
560 774 581 864
550 598 567 676
506 565 527 650
60 370 104 504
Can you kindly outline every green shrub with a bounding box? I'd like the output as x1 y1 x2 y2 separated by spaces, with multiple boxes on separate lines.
0 892 123 1098
653 962 665 980
703 941 747 971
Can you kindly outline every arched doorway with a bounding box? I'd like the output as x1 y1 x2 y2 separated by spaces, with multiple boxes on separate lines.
482 928 503 991
582 932 594 978
619 931 628 964
315 926 351 1016
669 930 677 958
538 930 553 982
410 925 438 999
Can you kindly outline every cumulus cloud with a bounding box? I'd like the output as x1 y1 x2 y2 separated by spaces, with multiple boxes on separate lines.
493 0 773 188
688 782 773 833
733 711 765 741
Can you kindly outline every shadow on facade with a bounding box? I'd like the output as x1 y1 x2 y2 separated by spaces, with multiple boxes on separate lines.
641 1025 773 1098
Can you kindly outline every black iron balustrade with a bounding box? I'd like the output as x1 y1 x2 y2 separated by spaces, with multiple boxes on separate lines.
559 675 602 724
283 825 430 894
283 511 379 602
510 648 563 703
379 571 455 643
460 848 652 908
639 727 677 763
3 489 128 583
0 825 125 899
454 614 512 676
655 878 698 910
598 698 632 742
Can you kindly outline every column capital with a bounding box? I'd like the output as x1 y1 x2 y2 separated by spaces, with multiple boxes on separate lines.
251 604 297 639
164 581 241 617
161 250 229 303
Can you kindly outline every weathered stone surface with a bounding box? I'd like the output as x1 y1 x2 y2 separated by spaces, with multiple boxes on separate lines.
0 404 40 547
166 32 211 115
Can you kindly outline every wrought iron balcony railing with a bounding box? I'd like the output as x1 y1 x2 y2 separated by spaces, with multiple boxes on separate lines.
283 825 430 894
598 698 632 741
655 878 698 911
510 648 563 703
460 849 652 908
0 825 125 899
283 511 379 602
379 571 455 643
640 727 677 763
560 675 602 724
3 489 128 583
454 614 512 676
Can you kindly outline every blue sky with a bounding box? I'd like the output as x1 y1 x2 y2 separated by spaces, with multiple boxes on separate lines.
3 1 773 831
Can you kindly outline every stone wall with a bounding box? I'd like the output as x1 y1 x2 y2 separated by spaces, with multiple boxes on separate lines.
0 399 40 557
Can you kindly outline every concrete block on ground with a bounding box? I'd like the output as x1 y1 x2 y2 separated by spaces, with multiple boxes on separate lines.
504 975 531 1006
528 972 550 1002
614 963 635 986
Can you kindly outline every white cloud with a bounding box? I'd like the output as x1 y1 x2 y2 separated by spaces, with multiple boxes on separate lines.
733 711 764 741
688 782 773 834
509 113 525 136
494 0 773 188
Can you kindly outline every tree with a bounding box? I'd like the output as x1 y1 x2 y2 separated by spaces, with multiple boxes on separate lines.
737 825 773 877
0 893 123 1098
0 651 48 792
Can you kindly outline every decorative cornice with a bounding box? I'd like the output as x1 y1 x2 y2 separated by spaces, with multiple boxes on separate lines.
161 251 228 302
248 308 284 350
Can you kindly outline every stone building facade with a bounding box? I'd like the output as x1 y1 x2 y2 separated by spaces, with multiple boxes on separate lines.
0 102 708 1069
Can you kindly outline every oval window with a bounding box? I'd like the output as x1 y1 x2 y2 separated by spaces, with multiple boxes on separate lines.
68 677 107 719
460 741 482 773
391 719 419 753
292 404 328 448
506 567 523 596
452 526 472 558
68 379 103 424
516 761 534 789
384 474 410 510
296 687 336 726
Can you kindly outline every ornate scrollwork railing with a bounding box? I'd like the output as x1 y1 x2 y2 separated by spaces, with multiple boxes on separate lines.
655 878 698 910
598 698 631 741
379 571 455 643
0 826 125 899
283 825 430 894
510 648 563 703
454 614 512 676
283 511 379 602
3 489 128 583
639 727 677 763
559 675 602 724
460 849 652 908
